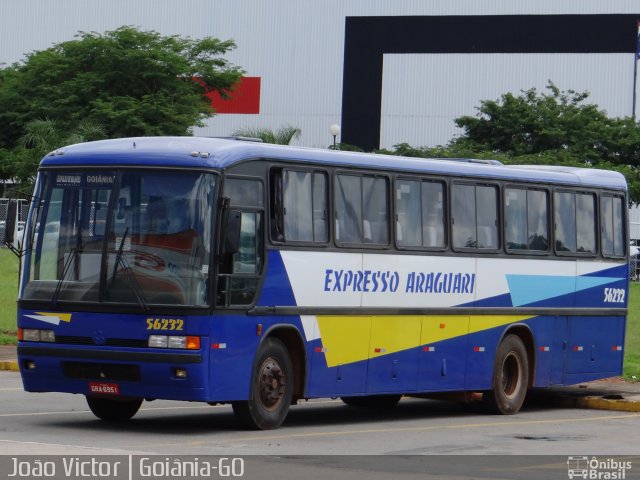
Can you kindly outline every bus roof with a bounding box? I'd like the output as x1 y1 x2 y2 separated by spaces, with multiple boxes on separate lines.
40 136 627 190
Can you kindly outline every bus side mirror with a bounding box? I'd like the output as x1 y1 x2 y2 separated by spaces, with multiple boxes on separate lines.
3 199 18 245
223 209 242 255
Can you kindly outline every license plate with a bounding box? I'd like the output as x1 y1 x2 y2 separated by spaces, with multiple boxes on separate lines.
88 382 120 395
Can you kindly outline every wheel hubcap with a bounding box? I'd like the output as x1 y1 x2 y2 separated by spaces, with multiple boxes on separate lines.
258 357 286 410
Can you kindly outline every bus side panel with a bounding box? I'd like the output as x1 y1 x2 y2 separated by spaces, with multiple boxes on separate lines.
463 323 503 391
565 316 625 382
574 263 628 309
208 314 312 401
208 315 260 401
550 316 568 385
366 316 421 393
565 261 627 384
306 316 370 397
522 315 574 387
417 316 468 392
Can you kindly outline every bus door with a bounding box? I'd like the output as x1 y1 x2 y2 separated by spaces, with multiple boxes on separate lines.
212 177 265 399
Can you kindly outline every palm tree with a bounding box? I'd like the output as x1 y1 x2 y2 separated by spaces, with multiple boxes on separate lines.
14 118 106 182
19 118 105 151
231 125 301 145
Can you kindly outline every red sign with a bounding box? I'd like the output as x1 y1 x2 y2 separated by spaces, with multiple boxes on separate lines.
204 76 261 114
88 382 120 395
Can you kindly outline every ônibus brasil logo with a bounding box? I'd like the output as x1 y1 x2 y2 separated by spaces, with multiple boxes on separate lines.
567 456 632 479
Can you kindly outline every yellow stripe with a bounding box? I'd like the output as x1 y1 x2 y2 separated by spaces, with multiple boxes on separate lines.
35 312 72 322
316 316 371 367
317 314 534 368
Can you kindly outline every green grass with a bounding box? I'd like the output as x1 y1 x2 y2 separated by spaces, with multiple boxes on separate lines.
0 246 638 378
624 282 640 380
0 249 19 344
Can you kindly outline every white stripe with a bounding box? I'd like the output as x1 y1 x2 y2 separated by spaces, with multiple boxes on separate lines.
24 314 60 326
300 315 320 342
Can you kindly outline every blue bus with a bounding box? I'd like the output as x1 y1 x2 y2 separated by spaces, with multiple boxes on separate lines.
13 137 628 429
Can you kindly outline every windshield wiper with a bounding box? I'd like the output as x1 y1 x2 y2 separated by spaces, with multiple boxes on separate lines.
51 247 78 305
110 228 149 311
51 225 83 305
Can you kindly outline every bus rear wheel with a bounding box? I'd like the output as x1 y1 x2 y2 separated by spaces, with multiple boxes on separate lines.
232 337 293 430
86 396 142 422
482 334 529 415
340 395 402 408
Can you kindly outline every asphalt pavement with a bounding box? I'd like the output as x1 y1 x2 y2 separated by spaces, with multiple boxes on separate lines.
2 343 640 412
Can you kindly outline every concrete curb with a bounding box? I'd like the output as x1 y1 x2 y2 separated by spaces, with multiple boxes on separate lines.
538 393 640 413
573 396 640 413
0 361 18 372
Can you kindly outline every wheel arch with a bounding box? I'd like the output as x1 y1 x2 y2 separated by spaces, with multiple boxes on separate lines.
498 323 536 388
260 324 307 402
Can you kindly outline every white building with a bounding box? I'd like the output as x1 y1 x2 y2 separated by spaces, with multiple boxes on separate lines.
4 1 640 242
1 1 639 152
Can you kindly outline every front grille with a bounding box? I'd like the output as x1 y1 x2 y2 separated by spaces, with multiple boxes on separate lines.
105 338 147 348
56 336 93 345
55 336 147 348
62 361 141 381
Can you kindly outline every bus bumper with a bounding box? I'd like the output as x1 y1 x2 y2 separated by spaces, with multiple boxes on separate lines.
17 343 209 402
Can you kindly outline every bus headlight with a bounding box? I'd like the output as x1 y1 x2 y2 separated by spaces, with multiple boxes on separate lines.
168 336 186 349
22 329 55 342
148 335 200 350
148 335 168 348
40 330 56 342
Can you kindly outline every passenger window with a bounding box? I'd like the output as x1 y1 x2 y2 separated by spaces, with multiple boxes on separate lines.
452 183 498 250
396 179 445 248
554 191 596 254
505 188 548 252
576 193 596 253
335 174 388 245
335 174 362 243
601 195 625 257
271 169 328 243
554 192 576 252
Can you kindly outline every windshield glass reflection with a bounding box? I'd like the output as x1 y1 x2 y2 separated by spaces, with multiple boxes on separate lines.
21 170 215 307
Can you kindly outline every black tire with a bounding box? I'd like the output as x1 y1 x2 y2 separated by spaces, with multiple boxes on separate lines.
482 334 529 415
232 337 293 430
86 396 142 422
340 395 402 408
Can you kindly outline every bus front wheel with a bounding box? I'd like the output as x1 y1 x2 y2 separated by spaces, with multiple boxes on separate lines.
482 334 529 415
86 396 142 422
232 337 293 430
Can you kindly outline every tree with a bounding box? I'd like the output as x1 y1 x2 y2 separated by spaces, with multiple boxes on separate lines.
380 82 640 203
453 82 640 168
0 26 243 178
9 119 106 182
231 126 301 145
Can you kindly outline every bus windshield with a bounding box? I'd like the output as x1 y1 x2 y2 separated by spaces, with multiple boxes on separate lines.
21 170 216 307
